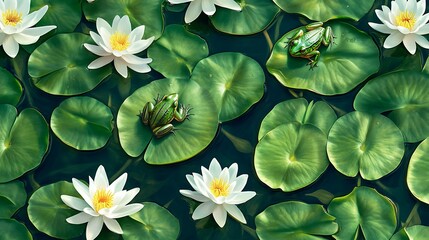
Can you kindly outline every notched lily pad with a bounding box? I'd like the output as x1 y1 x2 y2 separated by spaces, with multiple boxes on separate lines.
254 123 328 192
28 181 84 239
327 111 404 180
255 201 338 240
391 225 429 240
210 0 280 35
267 21 379 95
0 104 49 183
258 98 336 140
148 24 208 79
28 33 111 96
0 180 26 218
50 96 113 150
328 186 397 240
120 202 180 240
191 52 265 122
117 78 218 164
354 70 429 143
0 68 22 106
31 0 81 33
0 219 32 240
273 0 374 22
407 137 429 204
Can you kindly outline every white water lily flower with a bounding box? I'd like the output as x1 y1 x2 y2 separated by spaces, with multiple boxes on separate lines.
61 165 143 240
168 0 241 24
87 0 95 2
0 0 56 58
369 0 429 54
84 15 155 78
180 158 256 227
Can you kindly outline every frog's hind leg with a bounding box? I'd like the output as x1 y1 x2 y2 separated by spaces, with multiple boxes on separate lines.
306 22 323 30
305 50 320 69
322 26 335 47
141 102 154 125
174 104 193 122
153 124 175 138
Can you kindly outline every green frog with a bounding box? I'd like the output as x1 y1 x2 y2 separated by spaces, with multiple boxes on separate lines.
286 22 335 69
140 93 191 138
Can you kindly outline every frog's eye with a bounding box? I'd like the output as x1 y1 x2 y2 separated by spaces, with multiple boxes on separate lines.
291 40 298 46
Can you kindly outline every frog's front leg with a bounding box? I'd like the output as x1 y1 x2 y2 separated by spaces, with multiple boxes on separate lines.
140 102 154 125
322 26 335 47
153 124 174 138
285 29 304 48
305 50 320 69
174 104 192 122
306 22 323 31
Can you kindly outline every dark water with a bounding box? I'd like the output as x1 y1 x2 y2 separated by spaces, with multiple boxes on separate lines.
10 0 429 239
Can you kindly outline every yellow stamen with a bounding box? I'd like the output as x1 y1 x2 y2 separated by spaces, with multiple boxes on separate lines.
2 9 22 26
396 11 416 30
109 32 130 51
92 189 113 212
210 178 230 197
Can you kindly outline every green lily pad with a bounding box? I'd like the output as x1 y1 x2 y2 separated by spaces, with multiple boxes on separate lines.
255 201 338 240
120 202 180 240
51 96 113 150
0 180 26 218
354 70 429 143
28 181 84 239
0 219 32 240
0 68 22 106
190 52 265 122
258 98 336 140
266 21 379 95
407 137 429 204
147 24 208 79
28 33 111 96
210 0 280 35
0 105 49 183
83 0 164 39
327 111 404 180
273 0 374 22
328 186 397 240
31 0 81 33
391 225 429 240
117 78 218 164
254 123 328 192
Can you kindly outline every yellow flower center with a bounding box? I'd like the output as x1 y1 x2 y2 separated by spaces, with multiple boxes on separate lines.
2 9 22 26
396 11 416 30
210 178 230 197
92 189 114 212
110 32 130 51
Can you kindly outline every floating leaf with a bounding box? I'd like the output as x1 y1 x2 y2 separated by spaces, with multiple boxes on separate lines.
391 225 429 240
117 78 218 164
147 24 208 79
31 0 81 33
306 189 335 205
210 0 280 35
273 0 374 22
255 201 338 239
0 105 49 183
0 181 26 218
354 70 429 143
28 181 84 239
258 98 336 140
0 68 22 106
191 52 265 122
0 219 32 240
83 0 164 39
254 123 328 192
51 96 113 150
120 202 180 240
28 33 111 96
221 128 253 154
327 111 404 180
266 21 379 95
328 186 397 240
407 137 429 204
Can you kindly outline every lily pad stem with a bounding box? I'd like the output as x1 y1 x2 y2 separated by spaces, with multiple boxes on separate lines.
357 176 361 186
274 14 284 40
323 101 347 117
288 89 302 98
110 158 134 182
263 30 273 51
10 57 35 107
28 172 40 190
404 202 420 228
242 224 258 239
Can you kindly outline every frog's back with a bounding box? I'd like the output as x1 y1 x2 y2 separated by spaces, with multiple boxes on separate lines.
303 28 324 46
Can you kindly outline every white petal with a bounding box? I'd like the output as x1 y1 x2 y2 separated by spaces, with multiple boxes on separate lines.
103 217 123 234
89 31 103 45
368 22 394 34
406 0 417 15
84 207 99 217
89 177 96 199
13 33 38 45
128 25 145 43
20 25 56 38
99 27 112 49
17 0 31 15
3 36 19 58
413 14 429 32
72 178 93 207
375 9 392 26
108 173 127 193
169 0 192 3
111 15 121 32
416 24 429 34
209 158 222 177
84 43 110 56
383 31 404 48
192 201 216 220
86 216 104 240
20 5 48 30
96 17 112 37
0 33 6 45
100 203 143 219
415 0 426 17
116 188 140 206
226 191 256 205
180 189 210 202
94 165 109 189
212 205 227 227
0 1 4 12
118 15 131 34
114 57 129 78
390 1 400 19
186 174 198 191
202 166 214 184
66 212 93 224
122 54 152 65
219 168 230 183
228 163 238 181
194 172 212 199
396 0 406 9
223 204 246 224
202 0 216 16
414 34 429 48
403 34 417 54
127 62 151 73
126 37 155 54
185 0 203 23
213 0 241 11
88 56 114 69
61 195 89 211
397 26 411 34
4 0 16 11
231 174 248 192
